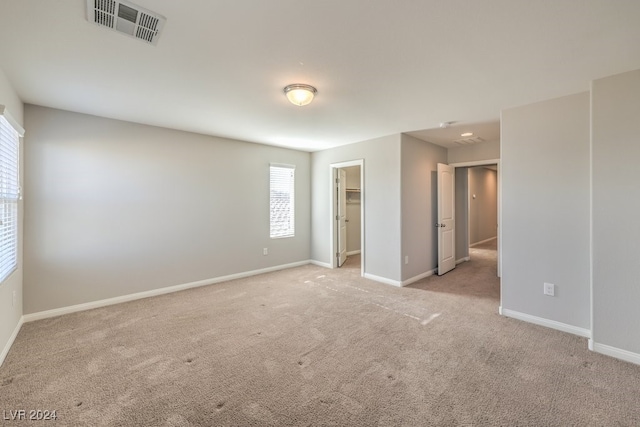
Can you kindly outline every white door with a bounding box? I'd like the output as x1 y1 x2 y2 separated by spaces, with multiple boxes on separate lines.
437 163 456 275
337 169 347 267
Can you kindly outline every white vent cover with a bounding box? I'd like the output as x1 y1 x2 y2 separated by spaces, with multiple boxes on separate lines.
86 0 166 45
453 136 485 146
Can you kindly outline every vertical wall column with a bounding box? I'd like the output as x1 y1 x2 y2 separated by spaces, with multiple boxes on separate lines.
591 70 640 362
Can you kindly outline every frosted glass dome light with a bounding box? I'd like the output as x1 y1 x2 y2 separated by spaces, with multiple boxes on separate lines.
284 84 317 106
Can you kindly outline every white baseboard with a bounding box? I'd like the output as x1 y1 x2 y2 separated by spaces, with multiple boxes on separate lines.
0 316 24 367
470 236 497 248
590 340 640 366
309 260 332 269
363 273 402 287
346 250 361 256
500 308 591 338
23 260 311 323
456 257 470 265
401 269 436 287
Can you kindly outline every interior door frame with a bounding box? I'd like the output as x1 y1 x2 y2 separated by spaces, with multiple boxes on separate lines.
450 159 501 305
329 159 364 277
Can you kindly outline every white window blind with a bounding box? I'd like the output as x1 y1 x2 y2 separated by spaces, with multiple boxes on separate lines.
270 164 295 238
0 107 22 284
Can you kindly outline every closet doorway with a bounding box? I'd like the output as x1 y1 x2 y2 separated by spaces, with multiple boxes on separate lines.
329 160 364 275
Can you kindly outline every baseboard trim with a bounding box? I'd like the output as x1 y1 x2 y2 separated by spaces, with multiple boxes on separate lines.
23 260 311 323
500 308 591 338
456 257 470 265
401 269 436 287
309 260 332 269
590 341 640 366
346 250 361 256
363 273 402 287
0 316 24 367
470 237 497 248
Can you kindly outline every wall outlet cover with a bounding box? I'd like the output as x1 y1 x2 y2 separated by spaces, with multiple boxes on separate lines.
544 282 555 296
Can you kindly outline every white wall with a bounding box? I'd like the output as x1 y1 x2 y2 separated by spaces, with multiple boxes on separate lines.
311 134 401 282
344 166 361 253
448 140 500 164
468 167 498 245
501 92 590 331
0 66 23 364
592 70 640 355
23 105 311 314
401 134 447 281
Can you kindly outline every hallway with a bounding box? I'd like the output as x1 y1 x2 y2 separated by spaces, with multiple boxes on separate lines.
408 237 499 302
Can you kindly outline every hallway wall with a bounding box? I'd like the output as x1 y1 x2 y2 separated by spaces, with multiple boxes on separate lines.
468 167 498 246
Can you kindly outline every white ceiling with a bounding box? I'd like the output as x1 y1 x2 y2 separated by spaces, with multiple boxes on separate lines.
1 1 639 152
407 120 501 148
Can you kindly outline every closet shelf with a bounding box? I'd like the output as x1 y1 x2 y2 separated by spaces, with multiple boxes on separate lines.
346 188 361 193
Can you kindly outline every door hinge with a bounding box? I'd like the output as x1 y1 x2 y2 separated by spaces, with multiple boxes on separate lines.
336 178 340 184
336 215 340 220
336 252 340 258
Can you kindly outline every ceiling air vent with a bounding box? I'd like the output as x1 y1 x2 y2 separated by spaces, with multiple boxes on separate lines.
453 136 485 146
86 0 166 45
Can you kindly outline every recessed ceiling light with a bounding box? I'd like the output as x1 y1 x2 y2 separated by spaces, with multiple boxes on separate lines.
284 84 317 106
461 132 473 137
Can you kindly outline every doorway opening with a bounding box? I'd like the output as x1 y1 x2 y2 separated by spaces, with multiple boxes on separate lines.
450 159 501 307
329 160 364 276
450 159 500 274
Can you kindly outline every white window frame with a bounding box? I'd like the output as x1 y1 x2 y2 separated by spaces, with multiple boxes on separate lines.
0 106 23 285
269 163 295 239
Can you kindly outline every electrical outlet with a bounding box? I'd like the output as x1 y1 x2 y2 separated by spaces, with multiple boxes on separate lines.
405 256 409 265
263 248 268 256
544 282 555 296
12 290 16 307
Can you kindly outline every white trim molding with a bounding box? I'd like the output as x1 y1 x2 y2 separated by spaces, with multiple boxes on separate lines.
363 273 402 287
449 158 500 168
0 105 25 136
590 340 640 366
309 260 332 269
456 257 470 265
346 250 361 256
401 269 436 287
469 236 497 248
0 316 23 367
23 260 311 323
501 308 591 338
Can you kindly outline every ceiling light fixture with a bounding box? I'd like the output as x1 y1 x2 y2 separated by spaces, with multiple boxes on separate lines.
284 84 317 106
461 132 473 137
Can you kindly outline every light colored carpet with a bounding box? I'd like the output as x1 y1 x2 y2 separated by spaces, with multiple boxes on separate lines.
2 243 640 426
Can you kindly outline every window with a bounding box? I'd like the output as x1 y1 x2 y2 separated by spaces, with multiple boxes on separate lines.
270 164 295 238
0 107 22 284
